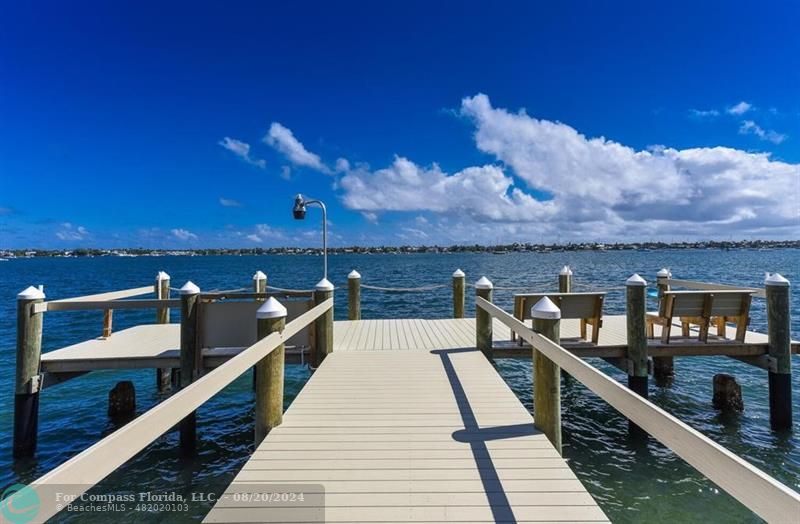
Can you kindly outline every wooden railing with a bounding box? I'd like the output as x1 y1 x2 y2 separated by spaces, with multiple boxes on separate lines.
29 297 333 522
476 296 800 523
666 278 767 299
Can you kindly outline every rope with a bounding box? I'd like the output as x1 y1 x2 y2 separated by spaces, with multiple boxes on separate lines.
360 283 446 293
266 285 316 294
465 283 550 291
571 281 628 292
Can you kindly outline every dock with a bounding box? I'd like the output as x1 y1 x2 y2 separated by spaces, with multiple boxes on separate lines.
10 268 800 523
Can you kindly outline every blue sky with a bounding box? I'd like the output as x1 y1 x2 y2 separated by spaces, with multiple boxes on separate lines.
1 1 798 248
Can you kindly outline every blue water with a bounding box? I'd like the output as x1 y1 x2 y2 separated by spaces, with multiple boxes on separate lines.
1 250 798 522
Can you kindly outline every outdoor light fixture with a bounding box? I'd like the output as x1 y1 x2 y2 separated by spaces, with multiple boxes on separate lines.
292 194 328 280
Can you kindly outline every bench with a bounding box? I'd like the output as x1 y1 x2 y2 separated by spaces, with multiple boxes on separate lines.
646 290 753 343
513 292 606 344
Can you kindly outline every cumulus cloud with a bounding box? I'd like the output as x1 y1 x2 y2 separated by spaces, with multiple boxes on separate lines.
338 93 799 240
56 223 89 241
218 137 266 168
264 123 330 172
727 101 753 115
171 228 198 241
219 197 243 207
739 120 787 144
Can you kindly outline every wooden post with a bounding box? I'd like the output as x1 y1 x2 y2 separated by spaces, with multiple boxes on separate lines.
765 273 792 431
653 268 674 386
558 265 572 293
453 269 465 318
626 274 648 437
713 374 743 412
155 271 172 392
13 285 45 458
253 270 267 296
475 276 493 359
314 278 334 365
108 381 136 420
255 297 286 445
532 296 562 453
102 309 113 338
178 281 200 453
348 270 361 320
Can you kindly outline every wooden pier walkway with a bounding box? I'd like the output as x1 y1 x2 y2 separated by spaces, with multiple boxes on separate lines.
205 326 608 523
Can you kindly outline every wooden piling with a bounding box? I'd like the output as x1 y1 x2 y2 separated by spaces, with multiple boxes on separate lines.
713 374 743 412
558 266 572 293
108 381 136 420
178 281 200 453
653 268 674 386
626 274 649 396
348 270 361 320
253 270 267 296
102 309 113 338
13 285 45 458
532 297 562 453
255 298 286 444
155 271 171 392
453 269 465 318
475 277 493 358
765 273 792 431
314 278 334 366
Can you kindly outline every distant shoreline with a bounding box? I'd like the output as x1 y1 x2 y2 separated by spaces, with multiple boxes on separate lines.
2 240 797 258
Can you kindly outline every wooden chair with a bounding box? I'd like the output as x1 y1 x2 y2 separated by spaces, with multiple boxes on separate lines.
513 292 605 344
646 290 752 343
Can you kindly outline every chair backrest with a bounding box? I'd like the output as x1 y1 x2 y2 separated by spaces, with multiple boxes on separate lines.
199 296 313 349
662 290 752 318
516 292 605 321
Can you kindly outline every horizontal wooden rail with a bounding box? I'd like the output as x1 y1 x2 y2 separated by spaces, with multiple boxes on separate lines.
476 296 800 522
38 298 181 313
667 278 766 299
52 285 154 302
30 297 333 522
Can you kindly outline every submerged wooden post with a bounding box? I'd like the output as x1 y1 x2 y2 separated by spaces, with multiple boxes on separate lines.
314 278 334 365
13 285 45 458
626 274 649 397
253 270 267 296
653 268 674 386
108 381 136 420
255 297 286 444
713 374 744 412
765 273 792 431
178 281 200 453
532 297 562 453
558 265 572 293
453 269 465 318
475 276 493 358
155 271 172 392
348 270 361 320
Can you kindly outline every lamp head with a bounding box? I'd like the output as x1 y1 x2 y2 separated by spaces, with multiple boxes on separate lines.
292 194 306 220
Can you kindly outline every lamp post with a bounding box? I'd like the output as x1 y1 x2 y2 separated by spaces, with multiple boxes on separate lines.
293 194 328 280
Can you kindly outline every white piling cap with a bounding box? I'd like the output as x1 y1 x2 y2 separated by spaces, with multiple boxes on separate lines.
315 278 335 291
156 271 170 281
348 269 361 279
532 296 561 320
657 268 671 278
256 297 287 319
18 285 45 300
559 265 573 276
253 270 267 281
179 281 200 294
475 276 493 290
765 273 790 287
626 274 647 287
453 269 465 278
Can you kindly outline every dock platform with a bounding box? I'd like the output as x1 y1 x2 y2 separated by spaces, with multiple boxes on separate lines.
204 341 608 522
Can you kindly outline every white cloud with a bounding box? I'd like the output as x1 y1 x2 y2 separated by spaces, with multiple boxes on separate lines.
727 101 753 115
264 123 330 173
280 166 292 180
337 93 799 240
219 197 243 207
246 234 262 243
218 137 266 168
361 211 379 224
171 228 198 241
689 108 719 118
56 223 89 241
738 120 787 144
